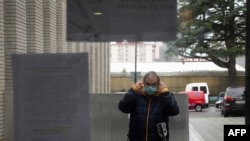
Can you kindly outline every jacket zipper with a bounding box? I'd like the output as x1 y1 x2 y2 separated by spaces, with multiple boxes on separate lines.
146 97 152 141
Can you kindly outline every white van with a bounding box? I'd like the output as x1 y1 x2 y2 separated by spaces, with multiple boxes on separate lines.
185 82 210 108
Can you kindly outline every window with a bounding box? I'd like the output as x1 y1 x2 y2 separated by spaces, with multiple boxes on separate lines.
200 86 207 93
192 86 198 91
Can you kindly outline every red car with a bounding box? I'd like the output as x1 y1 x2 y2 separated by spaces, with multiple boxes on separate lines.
178 91 205 112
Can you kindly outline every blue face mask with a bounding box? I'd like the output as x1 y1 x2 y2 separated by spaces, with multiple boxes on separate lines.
144 86 157 95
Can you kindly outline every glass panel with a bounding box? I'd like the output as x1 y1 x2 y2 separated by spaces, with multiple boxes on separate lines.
192 87 198 91
200 86 207 93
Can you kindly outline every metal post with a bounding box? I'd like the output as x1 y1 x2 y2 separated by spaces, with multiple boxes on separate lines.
134 41 137 83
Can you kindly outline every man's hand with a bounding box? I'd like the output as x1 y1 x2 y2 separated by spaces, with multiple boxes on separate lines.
158 81 167 89
135 80 144 89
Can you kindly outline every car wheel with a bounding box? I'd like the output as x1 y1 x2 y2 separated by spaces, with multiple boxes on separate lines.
218 104 221 109
195 105 202 112
224 111 228 117
206 104 209 108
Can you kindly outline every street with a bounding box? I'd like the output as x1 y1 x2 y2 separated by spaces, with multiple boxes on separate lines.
189 105 245 141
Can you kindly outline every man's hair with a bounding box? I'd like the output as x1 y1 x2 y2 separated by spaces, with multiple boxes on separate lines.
143 71 160 85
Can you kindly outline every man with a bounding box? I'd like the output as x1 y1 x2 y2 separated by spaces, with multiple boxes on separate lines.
118 71 179 141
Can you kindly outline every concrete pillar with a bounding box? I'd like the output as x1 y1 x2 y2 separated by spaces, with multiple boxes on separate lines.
82 42 88 52
43 0 56 53
26 0 44 53
83 43 91 93
85 43 96 93
4 0 27 141
84 42 110 93
76 42 84 52
64 43 109 92
96 44 101 93
88 42 110 93
105 43 110 93
100 42 110 93
67 42 77 53
71 42 77 53
0 0 4 140
99 43 104 92
56 0 67 53
89 43 95 93
67 42 72 53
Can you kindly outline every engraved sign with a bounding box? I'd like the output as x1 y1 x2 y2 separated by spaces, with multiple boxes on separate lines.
67 0 177 42
12 53 89 141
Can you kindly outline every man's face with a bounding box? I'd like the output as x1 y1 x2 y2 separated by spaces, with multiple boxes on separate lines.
144 76 158 88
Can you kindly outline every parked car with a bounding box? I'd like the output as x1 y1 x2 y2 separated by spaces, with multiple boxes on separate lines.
214 92 224 109
185 82 210 108
221 86 245 117
178 91 205 112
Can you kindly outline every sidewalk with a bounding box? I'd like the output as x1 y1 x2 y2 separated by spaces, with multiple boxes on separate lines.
189 116 244 141
189 123 205 141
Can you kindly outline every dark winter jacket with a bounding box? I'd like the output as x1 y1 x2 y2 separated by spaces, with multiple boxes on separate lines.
118 84 179 141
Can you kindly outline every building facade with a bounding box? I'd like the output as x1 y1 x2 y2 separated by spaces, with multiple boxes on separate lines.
110 41 163 63
0 0 110 140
